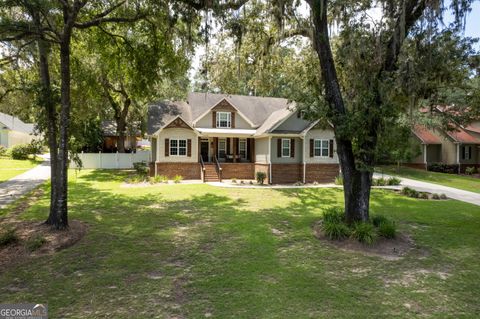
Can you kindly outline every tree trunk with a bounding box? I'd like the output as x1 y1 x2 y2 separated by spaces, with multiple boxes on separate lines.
37 38 59 226
116 117 126 153
55 27 74 230
310 0 372 222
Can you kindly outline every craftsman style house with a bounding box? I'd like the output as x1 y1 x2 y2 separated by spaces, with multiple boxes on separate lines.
147 93 339 183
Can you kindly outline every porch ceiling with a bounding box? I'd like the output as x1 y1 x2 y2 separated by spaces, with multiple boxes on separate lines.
196 128 256 137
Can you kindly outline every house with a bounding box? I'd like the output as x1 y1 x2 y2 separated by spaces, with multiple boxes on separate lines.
147 93 339 183
101 120 142 152
0 112 35 148
407 111 480 173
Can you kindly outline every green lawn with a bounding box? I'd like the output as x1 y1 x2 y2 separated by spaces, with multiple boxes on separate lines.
378 165 480 193
1 170 480 318
0 157 42 183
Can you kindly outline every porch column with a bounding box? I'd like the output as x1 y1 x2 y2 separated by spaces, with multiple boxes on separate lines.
423 144 427 169
213 137 218 161
233 138 238 163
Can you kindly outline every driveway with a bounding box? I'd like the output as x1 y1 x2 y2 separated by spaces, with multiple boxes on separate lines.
374 173 480 207
0 159 50 209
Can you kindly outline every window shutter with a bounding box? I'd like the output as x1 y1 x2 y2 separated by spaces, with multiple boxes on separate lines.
226 138 230 155
231 112 235 128
290 138 295 158
277 139 281 157
310 139 314 157
469 146 472 160
187 139 192 157
212 111 217 128
462 146 465 160
329 139 334 158
165 138 169 157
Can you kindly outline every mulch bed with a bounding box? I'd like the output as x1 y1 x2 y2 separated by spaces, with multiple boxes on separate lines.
0 220 88 270
313 221 415 260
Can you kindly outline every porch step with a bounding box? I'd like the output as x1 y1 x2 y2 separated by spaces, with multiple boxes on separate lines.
203 164 220 182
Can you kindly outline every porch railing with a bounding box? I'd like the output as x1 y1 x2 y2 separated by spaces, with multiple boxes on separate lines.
214 156 222 182
200 156 206 182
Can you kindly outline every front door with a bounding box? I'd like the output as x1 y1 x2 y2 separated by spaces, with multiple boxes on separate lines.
201 140 209 162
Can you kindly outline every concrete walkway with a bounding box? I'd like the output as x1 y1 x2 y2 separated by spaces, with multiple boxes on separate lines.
374 173 480 207
0 160 50 209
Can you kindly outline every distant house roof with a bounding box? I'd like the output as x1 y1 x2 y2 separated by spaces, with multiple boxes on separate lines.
101 120 142 137
464 124 480 134
445 128 480 144
147 92 304 136
0 112 34 134
412 125 442 144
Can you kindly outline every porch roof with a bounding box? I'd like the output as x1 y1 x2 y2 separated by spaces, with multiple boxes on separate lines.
196 128 256 137
446 128 480 144
412 125 442 144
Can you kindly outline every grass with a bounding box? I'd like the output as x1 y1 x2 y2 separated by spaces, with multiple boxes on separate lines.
378 165 480 193
1 169 480 317
0 157 42 183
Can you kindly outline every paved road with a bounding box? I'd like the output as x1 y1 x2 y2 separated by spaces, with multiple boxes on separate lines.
0 160 51 209
374 173 480 207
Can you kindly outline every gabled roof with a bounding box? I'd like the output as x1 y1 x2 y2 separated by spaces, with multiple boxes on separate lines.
0 112 34 134
192 97 256 127
412 125 442 144
445 128 480 144
147 100 191 135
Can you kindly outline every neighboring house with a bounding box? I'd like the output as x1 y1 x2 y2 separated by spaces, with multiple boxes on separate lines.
0 112 35 148
101 120 142 153
147 93 339 183
407 112 480 172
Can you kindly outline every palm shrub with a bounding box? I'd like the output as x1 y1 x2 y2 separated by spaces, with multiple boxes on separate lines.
334 175 343 185
173 175 183 183
465 166 477 175
351 222 377 245
256 171 266 185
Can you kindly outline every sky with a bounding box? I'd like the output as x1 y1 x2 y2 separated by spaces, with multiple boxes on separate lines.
190 0 480 80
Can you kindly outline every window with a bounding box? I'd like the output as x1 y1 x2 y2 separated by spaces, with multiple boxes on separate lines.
239 139 247 159
462 145 472 160
314 139 329 157
282 139 291 157
170 139 187 156
216 112 231 128
218 139 226 158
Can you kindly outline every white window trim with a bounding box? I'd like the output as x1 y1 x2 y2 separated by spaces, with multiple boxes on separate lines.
282 138 291 157
169 138 187 157
216 112 231 128
314 139 330 158
218 138 227 158
463 145 471 160
239 138 248 159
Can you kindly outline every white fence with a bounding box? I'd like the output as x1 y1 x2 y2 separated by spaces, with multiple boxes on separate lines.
70 151 151 169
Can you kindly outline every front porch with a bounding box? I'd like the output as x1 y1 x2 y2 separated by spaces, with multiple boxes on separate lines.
198 137 255 164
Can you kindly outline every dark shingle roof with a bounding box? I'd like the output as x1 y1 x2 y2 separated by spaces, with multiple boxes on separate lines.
147 93 293 135
102 121 141 136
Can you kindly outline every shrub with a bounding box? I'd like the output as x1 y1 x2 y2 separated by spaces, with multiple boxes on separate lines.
9 144 31 160
465 166 477 175
249 181 253 185
428 163 459 174
231 178 237 183
126 175 145 184
173 175 183 183
440 193 447 200
334 175 343 185
150 175 167 184
387 177 401 186
351 222 377 245
133 161 149 176
373 178 387 186
322 219 351 240
0 228 18 246
256 171 266 185
371 215 388 227
323 207 344 224
401 187 419 198
419 192 429 199
25 235 47 252
377 221 396 239
0 145 6 157
432 193 440 200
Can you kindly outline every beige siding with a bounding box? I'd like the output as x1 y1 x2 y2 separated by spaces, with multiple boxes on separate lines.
6 130 34 147
275 111 310 131
434 129 458 164
270 137 303 164
254 137 270 163
0 130 8 147
304 129 339 164
195 111 252 129
156 128 198 163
